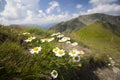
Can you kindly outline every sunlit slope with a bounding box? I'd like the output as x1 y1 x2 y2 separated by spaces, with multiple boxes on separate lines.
71 22 120 60
0 25 119 80
0 25 102 80
50 13 120 34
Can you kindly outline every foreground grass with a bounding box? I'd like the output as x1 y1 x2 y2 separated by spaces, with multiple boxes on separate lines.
71 22 120 67
0 25 110 80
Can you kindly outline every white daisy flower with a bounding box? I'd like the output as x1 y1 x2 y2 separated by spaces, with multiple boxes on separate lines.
55 32 61 35
24 37 33 42
79 50 85 55
41 39 46 43
24 37 36 42
69 49 79 57
52 47 60 53
109 57 112 60
65 37 70 41
73 56 81 62
51 70 58 79
63 37 70 41
108 63 111 66
47 37 55 42
32 36 36 39
29 46 42 54
66 41 71 44
23 32 30 35
57 34 64 38
51 32 61 36
55 49 65 57
58 39 65 42
71 42 78 46
41 37 54 43
51 33 56 37
58 37 70 42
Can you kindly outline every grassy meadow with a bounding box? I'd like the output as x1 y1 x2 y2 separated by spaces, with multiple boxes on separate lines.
0 24 117 80
71 22 120 68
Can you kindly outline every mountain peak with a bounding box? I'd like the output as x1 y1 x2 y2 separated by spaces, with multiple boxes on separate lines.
50 13 120 34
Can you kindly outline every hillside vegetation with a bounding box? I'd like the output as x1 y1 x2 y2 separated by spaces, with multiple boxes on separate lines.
0 24 114 80
71 22 120 67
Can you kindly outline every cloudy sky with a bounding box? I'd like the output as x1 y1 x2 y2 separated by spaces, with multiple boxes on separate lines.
0 0 120 26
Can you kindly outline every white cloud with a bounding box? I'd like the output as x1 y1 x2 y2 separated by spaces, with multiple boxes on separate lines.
86 4 120 15
0 0 78 26
38 10 46 17
0 0 119 26
0 0 40 20
76 4 82 9
80 0 120 15
46 1 60 14
0 11 77 26
89 0 118 5
0 0 76 26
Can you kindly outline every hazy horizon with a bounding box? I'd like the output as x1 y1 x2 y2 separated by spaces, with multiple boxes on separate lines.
0 0 120 27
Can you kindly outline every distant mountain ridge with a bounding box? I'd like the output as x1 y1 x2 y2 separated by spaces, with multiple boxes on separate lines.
9 23 57 29
49 13 120 35
78 13 120 25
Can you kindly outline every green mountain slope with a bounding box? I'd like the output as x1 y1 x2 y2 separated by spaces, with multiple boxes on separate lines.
49 18 85 33
50 13 120 35
71 22 120 64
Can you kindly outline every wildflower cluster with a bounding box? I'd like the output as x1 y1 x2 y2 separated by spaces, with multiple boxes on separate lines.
59 37 70 42
53 47 65 57
41 37 54 43
50 32 85 79
23 32 30 35
51 32 78 46
29 46 42 54
51 70 58 79
51 32 61 36
22 32 85 79
24 36 36 42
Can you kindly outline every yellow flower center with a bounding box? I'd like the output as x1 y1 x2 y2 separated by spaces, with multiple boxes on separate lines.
33 47 39 51
58 50 63 55
71 51 76 54
54 48 59 51
28 37 32 40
